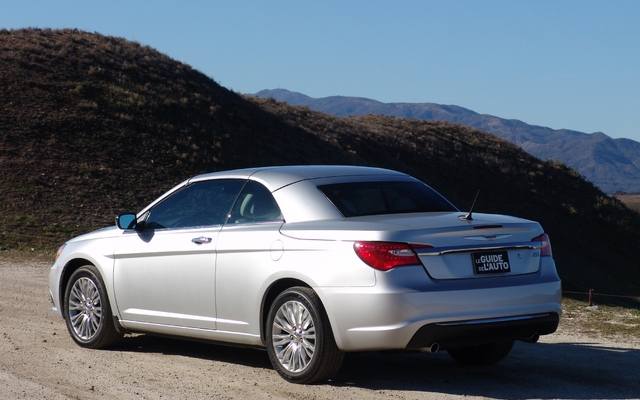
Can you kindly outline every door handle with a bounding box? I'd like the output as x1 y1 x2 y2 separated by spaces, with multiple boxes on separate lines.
191 236 212 244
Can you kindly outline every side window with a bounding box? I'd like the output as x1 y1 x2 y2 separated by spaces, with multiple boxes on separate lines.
227 181 283 224
144 179 245 229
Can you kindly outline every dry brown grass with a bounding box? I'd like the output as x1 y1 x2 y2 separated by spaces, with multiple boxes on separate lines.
561 298 640 339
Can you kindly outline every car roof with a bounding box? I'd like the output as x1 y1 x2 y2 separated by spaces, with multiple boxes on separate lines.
141 165 454 223
189 165 410 191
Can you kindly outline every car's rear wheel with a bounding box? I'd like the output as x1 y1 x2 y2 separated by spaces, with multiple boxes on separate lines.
266 287 344 384
63 265 123 349
447 339 515 366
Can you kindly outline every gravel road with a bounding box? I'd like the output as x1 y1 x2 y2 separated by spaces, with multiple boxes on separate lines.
1 259 639 399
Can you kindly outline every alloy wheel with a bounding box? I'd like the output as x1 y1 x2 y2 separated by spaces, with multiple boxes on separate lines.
67 276 103 341
271 300 316 373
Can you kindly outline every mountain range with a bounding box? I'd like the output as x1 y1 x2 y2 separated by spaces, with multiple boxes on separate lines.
255 89 640 194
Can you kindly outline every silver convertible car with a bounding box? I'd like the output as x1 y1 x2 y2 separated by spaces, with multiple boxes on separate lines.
49 165 561 383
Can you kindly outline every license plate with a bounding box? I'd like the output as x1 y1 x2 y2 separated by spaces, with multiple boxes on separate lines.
472 251 511 275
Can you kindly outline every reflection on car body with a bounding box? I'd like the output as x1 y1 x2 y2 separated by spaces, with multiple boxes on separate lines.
49 165 561 383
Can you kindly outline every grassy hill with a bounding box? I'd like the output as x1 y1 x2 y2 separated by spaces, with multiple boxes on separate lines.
1 28 639 306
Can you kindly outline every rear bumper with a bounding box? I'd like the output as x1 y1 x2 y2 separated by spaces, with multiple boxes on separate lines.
406 312 559 350
317 259 562 352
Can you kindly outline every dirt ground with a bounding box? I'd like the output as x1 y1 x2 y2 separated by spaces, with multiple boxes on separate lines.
1 259 639 400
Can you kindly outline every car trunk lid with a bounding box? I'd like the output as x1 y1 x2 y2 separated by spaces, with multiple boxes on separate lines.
280 212 546 279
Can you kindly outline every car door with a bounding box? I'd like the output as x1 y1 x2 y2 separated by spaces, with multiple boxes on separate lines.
215 180 285 335
113 179 245 331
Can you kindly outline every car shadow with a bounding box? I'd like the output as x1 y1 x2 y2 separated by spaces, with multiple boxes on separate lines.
112 334 273 370
333 341 640 399
112 336 640 399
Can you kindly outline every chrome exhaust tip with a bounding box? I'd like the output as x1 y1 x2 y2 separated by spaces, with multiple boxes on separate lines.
421 342 440 353
521 333 540 343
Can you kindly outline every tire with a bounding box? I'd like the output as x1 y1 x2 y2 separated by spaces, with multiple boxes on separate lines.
63 265 123 349
266 287 344 384
447 339 515 366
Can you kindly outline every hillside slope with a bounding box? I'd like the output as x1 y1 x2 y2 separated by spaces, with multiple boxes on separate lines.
1 29 639 304
255 89 640 194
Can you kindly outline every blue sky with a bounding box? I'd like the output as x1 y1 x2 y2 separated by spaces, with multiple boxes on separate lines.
2 1 639 141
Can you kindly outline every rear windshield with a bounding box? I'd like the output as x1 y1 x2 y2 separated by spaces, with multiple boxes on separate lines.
318 181 457 217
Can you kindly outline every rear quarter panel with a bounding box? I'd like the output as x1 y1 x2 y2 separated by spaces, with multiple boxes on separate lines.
214 223 375 336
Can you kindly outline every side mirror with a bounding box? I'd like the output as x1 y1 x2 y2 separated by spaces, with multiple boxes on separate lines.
115 213 138 230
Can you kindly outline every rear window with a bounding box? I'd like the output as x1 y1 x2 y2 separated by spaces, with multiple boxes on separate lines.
318 181 457 217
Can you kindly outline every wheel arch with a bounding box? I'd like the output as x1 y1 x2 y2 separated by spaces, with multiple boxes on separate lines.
259 278 311 344
59 256 118 323
59 258 96 316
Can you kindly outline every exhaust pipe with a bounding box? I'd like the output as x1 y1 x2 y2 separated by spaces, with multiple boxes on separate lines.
521 333 540 343
420 342 440 353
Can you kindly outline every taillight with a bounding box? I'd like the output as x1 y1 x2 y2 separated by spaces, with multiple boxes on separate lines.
532 233 552 257
354 242 426 271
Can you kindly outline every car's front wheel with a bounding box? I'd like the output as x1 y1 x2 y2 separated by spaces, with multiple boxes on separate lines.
266 287 344 384
447 339 515 366
63 265 123 349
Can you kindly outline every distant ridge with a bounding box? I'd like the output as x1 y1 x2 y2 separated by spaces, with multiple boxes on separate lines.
255 89 640 193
